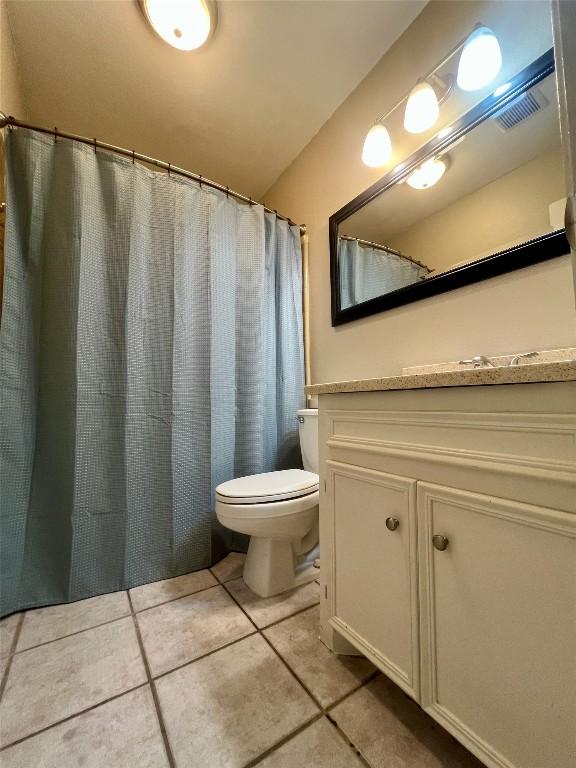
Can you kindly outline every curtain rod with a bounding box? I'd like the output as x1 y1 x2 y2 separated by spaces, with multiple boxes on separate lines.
339 235 430 271
0 112 306 234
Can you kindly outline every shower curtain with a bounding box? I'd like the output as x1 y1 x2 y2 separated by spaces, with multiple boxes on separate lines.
0 128 304 617
339 238 427 309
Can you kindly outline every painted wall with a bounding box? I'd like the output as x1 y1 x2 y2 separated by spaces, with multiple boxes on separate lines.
264 0 576 385
0 0 26 117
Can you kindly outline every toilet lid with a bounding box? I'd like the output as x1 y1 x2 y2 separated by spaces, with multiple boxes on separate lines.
216 469 319 504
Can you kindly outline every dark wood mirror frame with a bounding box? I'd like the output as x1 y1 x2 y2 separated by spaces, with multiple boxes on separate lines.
329 48 570 326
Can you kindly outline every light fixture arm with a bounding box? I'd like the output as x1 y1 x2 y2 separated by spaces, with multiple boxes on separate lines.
372 23 483 125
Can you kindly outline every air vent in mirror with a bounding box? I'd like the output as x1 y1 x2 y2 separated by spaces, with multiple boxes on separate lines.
493 88 549 131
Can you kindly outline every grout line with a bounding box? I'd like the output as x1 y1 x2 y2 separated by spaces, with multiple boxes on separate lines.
0 613 24 703
0 683 149 752
324 669 381 713
11 610 133 655
242 712 325 768
127 592 176 768
325 712 373 768
254 600 321 631
134 582 222 617
152 629 258 682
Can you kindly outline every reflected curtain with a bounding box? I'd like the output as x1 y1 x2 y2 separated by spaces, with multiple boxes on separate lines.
0 128 304 617
339 238 427 309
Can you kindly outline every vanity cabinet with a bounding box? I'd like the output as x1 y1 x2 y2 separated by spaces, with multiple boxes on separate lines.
326 462 418 698
318 383 576 768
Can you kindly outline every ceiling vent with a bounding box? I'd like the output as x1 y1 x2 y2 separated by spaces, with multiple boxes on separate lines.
493 88 549 131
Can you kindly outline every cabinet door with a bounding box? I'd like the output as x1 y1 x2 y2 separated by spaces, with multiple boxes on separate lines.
418 483 576 768
326 461 418 698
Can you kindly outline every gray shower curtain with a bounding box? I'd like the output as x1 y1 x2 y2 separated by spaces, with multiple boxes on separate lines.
0 128 304 617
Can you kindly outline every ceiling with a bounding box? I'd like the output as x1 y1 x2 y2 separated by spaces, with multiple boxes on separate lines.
5 0 426 199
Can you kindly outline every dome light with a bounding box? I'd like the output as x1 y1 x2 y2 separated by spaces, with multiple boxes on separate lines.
404 81 440 134
362 124 392 167
140 0 216 51
457 26 502 92
406 157 447 190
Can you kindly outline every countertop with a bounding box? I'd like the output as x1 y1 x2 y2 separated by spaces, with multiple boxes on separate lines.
304 359 576 396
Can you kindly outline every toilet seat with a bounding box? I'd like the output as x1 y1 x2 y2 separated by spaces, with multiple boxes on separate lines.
216 469 319 505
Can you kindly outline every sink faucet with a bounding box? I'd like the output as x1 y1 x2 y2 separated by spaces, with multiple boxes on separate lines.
458 355 497 368
509 351 538 366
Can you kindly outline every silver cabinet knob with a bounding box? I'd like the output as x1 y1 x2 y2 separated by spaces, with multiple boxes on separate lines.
385 517 400 531
432 534 449 551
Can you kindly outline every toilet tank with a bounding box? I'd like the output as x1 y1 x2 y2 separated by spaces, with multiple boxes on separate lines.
297 408 319 474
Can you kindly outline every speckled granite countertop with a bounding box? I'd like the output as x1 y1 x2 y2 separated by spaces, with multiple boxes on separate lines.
305 359 576 396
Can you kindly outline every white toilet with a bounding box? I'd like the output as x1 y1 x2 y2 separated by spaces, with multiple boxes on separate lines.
215 408 319 597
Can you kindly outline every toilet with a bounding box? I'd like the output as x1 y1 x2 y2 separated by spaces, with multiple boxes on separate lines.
215 408 319 597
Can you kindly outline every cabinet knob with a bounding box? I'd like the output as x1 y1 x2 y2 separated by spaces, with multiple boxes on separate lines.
432 534 449 551
385 517 400 531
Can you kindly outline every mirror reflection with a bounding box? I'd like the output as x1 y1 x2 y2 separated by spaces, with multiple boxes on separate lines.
338 63 564 311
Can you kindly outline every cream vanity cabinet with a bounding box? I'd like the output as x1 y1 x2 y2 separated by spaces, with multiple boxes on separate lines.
318 382 576 768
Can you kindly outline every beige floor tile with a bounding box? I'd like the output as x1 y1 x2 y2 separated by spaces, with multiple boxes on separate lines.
0 617 147 746
225 578 319 628
257 717 364 767
330 676 483 768
136 585 254 677
129 569 217 612
263 606 376 707
18 592 130 651
156 633 319 768
211 552 246 583
0 614 20 658
0 686 169 768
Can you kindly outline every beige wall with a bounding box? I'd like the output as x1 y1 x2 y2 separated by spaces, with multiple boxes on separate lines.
264 0 576 384
388 147 565 272
1 0 26 117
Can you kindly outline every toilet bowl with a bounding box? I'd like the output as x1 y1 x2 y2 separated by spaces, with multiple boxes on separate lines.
215 409 319 598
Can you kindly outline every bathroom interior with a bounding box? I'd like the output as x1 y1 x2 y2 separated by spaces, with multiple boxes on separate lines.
0 0 575 766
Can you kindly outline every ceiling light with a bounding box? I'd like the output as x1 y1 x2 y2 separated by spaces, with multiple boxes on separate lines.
140 0 216 51
406 157 447 190
457 26 502 91
493 82 512 97
362 124 393 167
404 82 440 134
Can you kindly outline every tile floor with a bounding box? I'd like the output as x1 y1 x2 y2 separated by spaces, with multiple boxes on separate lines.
0 553 483 767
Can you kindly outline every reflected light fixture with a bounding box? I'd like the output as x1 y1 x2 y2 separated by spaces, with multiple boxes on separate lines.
362 124 393 167
140 0 216 51
437 126 453 140
493 81 512 97
406 157 447 190
404 81 440 134
457 26 502 91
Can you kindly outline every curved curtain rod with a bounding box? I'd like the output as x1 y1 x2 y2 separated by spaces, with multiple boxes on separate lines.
0 112 306 234
339 234 430 271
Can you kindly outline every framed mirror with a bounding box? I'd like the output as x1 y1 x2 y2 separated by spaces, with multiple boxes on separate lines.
330 48 571 326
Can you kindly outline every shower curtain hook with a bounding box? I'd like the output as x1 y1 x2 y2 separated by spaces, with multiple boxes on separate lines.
93 138 97 154
168 163 171 176
225 186 229 198
199 175 203 188
132 149 135 165
54 128 58 144
249 197 253 206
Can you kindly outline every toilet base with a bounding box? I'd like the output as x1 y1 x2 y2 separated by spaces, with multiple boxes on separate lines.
243 536 319 598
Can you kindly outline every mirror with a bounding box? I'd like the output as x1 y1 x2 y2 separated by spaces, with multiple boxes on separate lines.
330 48 570 326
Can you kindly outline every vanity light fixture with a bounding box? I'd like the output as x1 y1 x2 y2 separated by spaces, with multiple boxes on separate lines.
139 0 216 51
406 157 447 190
361 24 502 167
362 123 393 167
457 26 502 91
404 81 440 134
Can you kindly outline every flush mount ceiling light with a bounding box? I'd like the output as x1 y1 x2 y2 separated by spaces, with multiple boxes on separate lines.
406 157 448 190
457 26 502 91
139 0 217 51
362 124 393 168
404 81 440 134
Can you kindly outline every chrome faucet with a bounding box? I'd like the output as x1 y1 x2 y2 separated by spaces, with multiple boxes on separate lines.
509 351 538 366
458 355 497 368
